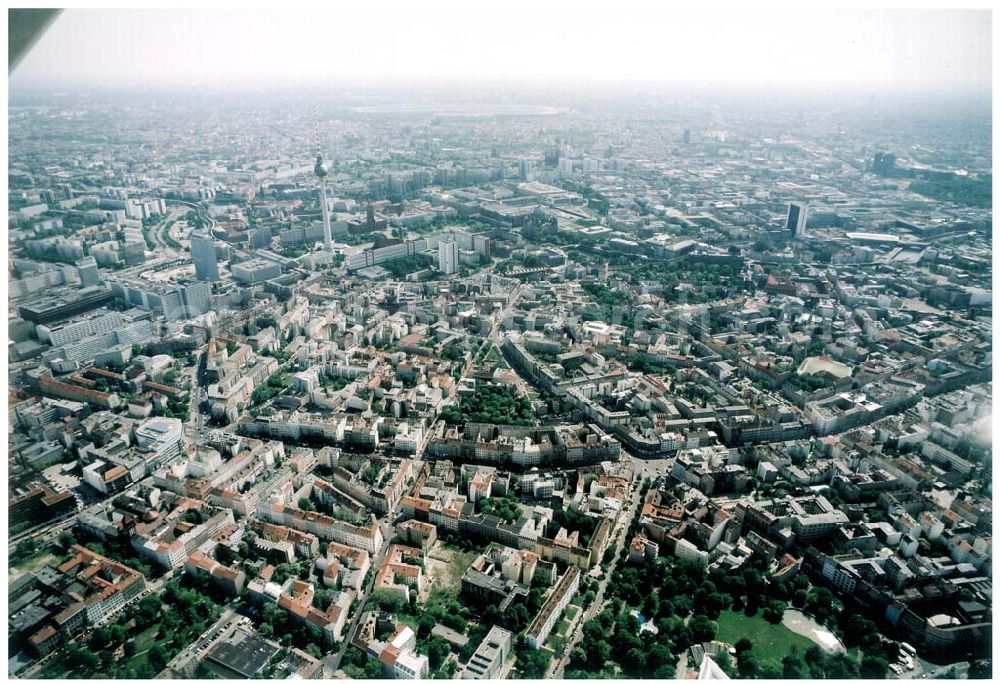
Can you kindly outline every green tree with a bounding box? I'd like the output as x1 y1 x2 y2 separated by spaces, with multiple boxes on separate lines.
782 647 806 678
763 598 786 624
643 590 660 616
860 653 890 678
370 588 406 613
16 538 38 558
425 637 451 670
737 650 760 678
65 644 99 671
363 659 385 678
57 530 77 550
703 591 728 619
515 642 551 678
688 614 717 643
714 651 738 678
805 586 839 622
147 643 168 672
791 588 808 608
624 647 647 674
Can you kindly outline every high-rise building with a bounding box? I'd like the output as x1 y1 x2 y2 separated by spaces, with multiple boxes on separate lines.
438 240 458 275
250 225 272 250
123 241 146 267
786 203 808 238
872 152 896 176
190 231 220 281
180 281 214 318
107 278 213 321
76 256 101 288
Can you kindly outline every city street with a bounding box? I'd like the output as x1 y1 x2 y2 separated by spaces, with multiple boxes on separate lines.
548 454 650 678
325 544 389 674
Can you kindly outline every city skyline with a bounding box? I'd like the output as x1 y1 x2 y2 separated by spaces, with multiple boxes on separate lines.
6 4 993 682
11 5 993 94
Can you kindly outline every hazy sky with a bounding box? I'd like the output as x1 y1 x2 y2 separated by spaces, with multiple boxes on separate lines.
11 4 993 93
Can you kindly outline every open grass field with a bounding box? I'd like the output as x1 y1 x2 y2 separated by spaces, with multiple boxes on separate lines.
715 609 816 672
133 622 162 654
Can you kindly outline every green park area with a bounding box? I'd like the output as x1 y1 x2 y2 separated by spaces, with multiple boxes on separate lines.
36 579 223 679
910 174 992 209
440 381 534 426
483 344 506 365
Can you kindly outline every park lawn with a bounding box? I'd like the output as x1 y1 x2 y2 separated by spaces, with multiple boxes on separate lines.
545 605 580 653
546 632 568 653
715 610 815 672
125 651 153 677
133 622 162 653
558 605 580 636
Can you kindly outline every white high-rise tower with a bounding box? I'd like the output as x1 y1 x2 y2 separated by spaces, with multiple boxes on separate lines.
315 153 333 251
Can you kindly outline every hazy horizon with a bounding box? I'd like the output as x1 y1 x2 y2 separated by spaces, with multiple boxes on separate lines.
10 6 992 96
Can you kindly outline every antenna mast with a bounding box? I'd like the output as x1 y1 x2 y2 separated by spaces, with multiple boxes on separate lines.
313 107 333 252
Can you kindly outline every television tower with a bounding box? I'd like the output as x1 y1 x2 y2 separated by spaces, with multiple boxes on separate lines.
313 115 333 252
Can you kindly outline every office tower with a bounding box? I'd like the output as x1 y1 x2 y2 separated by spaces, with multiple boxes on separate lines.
180 281 214 318
76 256 101 288
683 129 691 144
190 231 220 281
438 240 458 275
123 240 146 266
250 225 272 250
786 203 808 238
315 154 333 251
